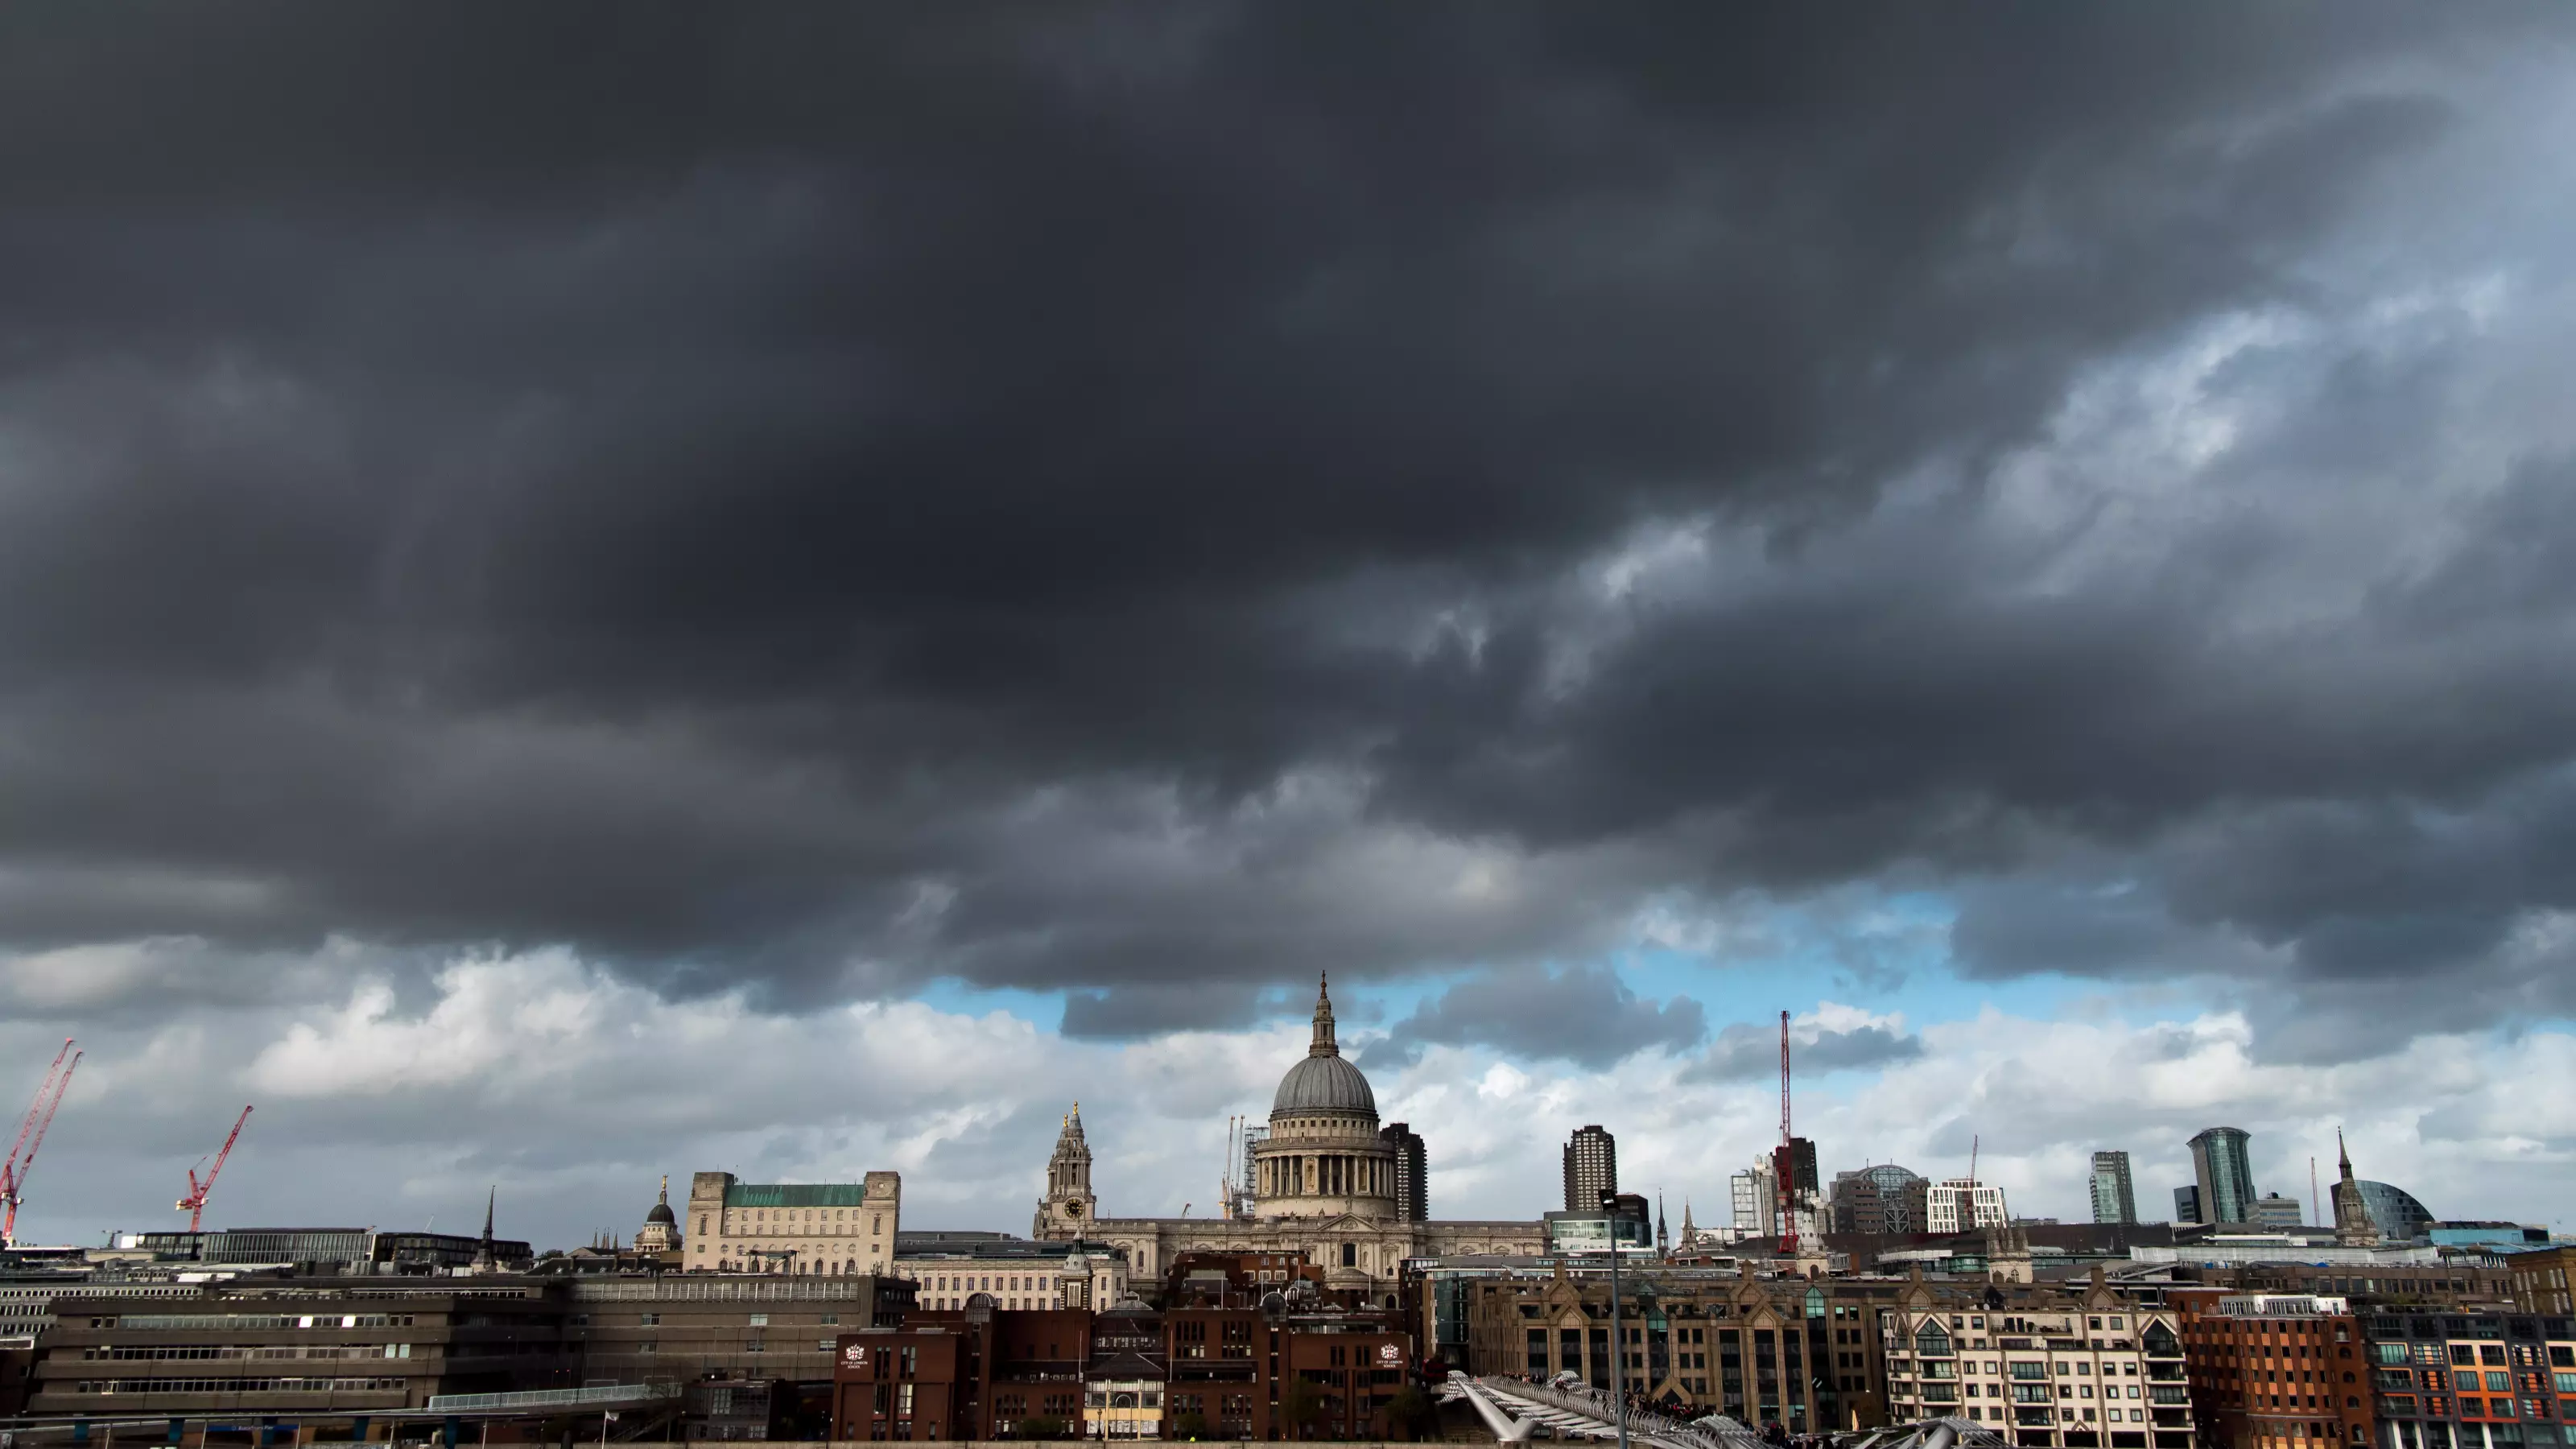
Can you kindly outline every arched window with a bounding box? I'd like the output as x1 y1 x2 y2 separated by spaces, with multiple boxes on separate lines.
1914 1326 1953 1357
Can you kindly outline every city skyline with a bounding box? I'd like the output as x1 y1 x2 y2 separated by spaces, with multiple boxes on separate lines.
2 6 2574 1255
0 985 2528 1251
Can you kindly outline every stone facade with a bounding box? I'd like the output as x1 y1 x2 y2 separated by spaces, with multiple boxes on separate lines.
687 1169 901 1275
1032 975 1543 1294
1880 1268 2197 1449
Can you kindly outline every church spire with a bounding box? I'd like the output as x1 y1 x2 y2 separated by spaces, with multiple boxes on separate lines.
1309 971 1339 1058
2338 1126 2353 1178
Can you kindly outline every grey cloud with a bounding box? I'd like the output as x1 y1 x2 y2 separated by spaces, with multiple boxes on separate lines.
0 3 2565 1063
1688 1020 1925 1084
1369 964 1707 1071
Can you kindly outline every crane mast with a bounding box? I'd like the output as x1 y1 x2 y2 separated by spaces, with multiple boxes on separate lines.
2 1041 80 1245
179 1105 254 1232
1775 1009 1798 1256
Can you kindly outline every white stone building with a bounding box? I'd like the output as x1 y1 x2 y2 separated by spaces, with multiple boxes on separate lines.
684 1169 900 1275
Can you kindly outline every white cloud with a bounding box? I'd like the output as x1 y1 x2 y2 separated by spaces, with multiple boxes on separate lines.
6 946 2570 1249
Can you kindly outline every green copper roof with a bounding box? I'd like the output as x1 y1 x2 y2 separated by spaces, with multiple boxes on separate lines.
724 1183 875 1208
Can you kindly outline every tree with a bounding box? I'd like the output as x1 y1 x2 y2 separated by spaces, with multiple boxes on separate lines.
1280 1376 1327 1439
1382 1385 1440 1443
1015 1415 1067 1440
1170 1410 1212 1440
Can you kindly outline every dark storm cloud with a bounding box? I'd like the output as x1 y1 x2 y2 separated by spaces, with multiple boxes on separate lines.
0 2 2571 1042
1686 1019 1924 1084
1368 964 1706 1071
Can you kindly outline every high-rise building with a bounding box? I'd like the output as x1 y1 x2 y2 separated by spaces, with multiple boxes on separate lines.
2088 1150 2137 1224
1380 1121 1428 1223
1922 1177 2006 1233
1563 1125 1617 1212
1731 1160 1777 1235
2187 1126 2257 1224
1790 1137 1818 1194
2248 1193 2304 1229
2174 1185 2202 1225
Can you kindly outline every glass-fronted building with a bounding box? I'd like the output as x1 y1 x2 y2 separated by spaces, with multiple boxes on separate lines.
2094 1154 2140 1227
2190 1130 2258 1227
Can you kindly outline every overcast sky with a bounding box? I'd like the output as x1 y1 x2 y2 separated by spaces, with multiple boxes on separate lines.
4 4 2575 1252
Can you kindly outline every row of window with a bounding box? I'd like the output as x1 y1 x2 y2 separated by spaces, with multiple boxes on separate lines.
103 1314 417 1331
80 1344 418 1361
70 1377 409 1395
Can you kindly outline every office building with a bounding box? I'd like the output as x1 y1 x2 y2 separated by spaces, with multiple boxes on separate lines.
1832 1165 1928 1236
893 1231 1130 1311
1380 1121 1428 1224
1790 1137 1820 1195
1564 1125 1617 1212
573 1274 911 1387
2248 1194 2304 1231
2505 1245 2576 1315
1733 1162 1777 1236
1923 1178 2008 1234
2091 1152 2139 1226
2350 1181 2434 1244
2187 1128 2257 1226
832 1297 1411 1442
27 1273 914 1426
2175 1187 2203 1226
687 1170 902 1275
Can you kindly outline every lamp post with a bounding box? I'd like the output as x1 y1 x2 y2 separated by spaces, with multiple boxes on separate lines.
1599 1190 1629 1449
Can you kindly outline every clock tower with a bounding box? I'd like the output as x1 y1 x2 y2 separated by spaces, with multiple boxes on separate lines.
1034 1102 1098 1239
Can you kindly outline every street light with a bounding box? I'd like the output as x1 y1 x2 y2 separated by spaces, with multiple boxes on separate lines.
1598 1190 1629 1449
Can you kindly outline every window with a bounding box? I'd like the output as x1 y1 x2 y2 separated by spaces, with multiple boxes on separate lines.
641 1313 660 1327
749 1314 769 1327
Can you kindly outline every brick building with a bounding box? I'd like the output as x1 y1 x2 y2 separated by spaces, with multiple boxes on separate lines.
2173 1292 2372 1449
832 1295 1412 1442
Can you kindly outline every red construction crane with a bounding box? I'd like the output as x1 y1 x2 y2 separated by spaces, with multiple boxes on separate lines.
178 1105 254 1232
1774 1009 1798 1256
2 1039 81 1245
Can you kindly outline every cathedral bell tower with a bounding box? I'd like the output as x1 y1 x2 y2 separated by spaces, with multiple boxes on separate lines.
1034 1102 1098 1240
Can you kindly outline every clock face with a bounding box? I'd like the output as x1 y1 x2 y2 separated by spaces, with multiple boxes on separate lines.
1065 1202 1083 1218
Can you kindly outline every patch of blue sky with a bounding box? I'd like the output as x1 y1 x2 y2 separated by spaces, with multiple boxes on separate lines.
913 976 1067 1024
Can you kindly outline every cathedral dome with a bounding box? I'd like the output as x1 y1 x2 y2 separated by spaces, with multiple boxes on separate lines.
1274 1052 1377 1114
1270 973 1377 1117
